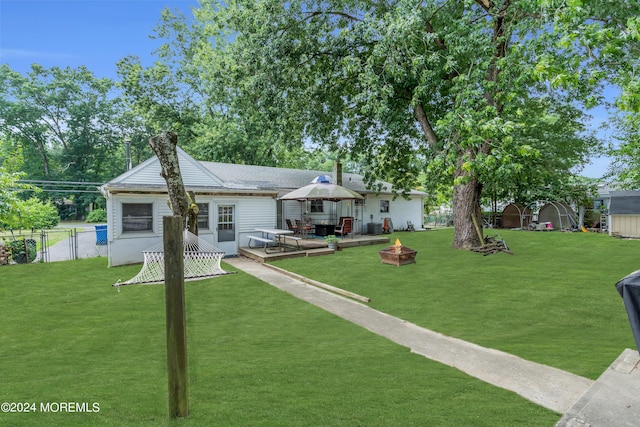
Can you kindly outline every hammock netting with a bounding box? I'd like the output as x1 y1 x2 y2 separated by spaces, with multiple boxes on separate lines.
114 230 229 287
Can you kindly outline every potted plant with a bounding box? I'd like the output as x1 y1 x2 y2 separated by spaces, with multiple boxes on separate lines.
325 234 339 250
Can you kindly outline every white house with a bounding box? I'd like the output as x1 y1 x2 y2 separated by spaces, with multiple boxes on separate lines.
100 148 426 266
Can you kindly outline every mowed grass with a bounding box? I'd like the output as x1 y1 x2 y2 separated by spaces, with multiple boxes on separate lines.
275 228 638 379
0 228 635 426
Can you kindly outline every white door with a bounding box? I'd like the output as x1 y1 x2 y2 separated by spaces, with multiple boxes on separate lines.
215 204 237 255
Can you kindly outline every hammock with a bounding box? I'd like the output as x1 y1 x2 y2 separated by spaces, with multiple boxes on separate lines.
113 230 230 287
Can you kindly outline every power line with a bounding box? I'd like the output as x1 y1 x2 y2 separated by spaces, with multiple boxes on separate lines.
15 180 105 194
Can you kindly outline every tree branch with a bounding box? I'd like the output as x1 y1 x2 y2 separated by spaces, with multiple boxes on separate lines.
303 10 362 22
149 131 190 223
474 0 492 12
423 20 446 51
413 102 439 146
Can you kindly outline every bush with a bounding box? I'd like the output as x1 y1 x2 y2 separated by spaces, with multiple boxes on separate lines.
2 198 60 229
86 209 107 223
8 238 37 264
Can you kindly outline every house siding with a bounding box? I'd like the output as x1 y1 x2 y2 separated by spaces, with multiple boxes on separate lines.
115 149 224 188
361 194 423 232
107 193 166 266
282 200 303 229
236 197 277 249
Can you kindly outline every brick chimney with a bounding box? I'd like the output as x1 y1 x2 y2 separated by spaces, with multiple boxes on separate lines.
333 159 342 186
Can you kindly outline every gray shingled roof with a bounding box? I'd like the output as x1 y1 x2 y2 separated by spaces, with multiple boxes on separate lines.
200 161 424 195
610 191 640 214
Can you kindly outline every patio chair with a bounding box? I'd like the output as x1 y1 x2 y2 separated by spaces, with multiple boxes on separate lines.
335 217 353 237
296 219 314 238
286 219 299 235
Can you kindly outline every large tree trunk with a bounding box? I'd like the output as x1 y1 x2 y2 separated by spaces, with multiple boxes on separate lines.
149 131 190 224
452 157 483 249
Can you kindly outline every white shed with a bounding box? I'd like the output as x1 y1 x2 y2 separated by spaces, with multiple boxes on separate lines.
609 191 640 238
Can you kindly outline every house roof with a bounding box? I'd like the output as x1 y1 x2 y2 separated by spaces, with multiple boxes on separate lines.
103 147 425 197
200 161 424 195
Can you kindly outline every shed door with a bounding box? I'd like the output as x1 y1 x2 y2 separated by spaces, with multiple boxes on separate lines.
215 204 237 255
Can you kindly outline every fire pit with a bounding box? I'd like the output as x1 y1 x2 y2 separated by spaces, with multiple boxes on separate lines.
379 238 417 266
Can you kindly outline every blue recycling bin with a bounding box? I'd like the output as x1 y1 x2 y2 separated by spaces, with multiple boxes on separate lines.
95 225 108 245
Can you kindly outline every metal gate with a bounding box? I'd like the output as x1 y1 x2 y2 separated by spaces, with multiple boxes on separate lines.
0 226 108 264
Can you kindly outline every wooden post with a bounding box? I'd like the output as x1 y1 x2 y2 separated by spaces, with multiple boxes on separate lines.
164 215 189 418
471 214 485 247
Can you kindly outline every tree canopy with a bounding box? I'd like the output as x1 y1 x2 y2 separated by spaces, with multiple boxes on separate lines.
2 1 638 239
146 0 612 247
0 64 129 217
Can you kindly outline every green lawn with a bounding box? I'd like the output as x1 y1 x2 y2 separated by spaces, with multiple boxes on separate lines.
0 229 635 426
274 229 637 379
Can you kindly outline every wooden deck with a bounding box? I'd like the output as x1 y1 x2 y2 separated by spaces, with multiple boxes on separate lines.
237 234 390 263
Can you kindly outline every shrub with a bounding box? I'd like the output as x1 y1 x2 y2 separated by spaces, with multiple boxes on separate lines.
86 209 107 223
8 238 37 264
9 198 60 229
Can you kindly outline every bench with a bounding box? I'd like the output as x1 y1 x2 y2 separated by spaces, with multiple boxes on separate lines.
248 235 274 252
282 235 302 250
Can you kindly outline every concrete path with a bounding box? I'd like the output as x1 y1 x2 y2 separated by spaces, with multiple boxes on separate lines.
557 349 640 427
225 256 640 426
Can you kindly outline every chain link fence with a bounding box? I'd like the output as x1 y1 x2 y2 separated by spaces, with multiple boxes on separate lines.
0 225 108 265
424 213 454 228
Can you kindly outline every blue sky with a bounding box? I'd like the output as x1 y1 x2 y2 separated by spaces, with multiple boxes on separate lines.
0 0 612 179
0 0 197 78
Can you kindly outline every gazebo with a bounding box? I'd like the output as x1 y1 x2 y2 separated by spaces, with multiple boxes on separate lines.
279 175 364 236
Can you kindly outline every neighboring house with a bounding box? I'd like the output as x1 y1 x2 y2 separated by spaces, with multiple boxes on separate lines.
609 191 640 238
100 148 426 266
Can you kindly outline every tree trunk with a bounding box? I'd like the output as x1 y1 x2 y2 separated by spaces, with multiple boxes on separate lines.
149 131 190 223
187 191 198 236
452 158 483 249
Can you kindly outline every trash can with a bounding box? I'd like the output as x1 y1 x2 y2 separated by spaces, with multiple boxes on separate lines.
615 270 640 354
95 225 108 245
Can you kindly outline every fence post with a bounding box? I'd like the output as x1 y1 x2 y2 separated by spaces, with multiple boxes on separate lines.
164 215 189 418
40 230 46 262
74 228 79 260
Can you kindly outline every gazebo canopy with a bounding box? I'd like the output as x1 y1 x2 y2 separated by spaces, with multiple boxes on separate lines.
279 176 364 201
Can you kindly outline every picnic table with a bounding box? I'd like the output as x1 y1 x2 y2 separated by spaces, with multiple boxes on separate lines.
248 228 301 253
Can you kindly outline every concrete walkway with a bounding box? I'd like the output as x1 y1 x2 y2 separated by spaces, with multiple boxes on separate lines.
225 256 640 427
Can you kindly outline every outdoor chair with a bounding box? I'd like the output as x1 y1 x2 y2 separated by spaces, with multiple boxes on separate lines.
335 217 353 237
296 219 314 238
286 219 299 235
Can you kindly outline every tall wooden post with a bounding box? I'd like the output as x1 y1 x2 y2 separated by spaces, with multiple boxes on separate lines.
164 215 189 418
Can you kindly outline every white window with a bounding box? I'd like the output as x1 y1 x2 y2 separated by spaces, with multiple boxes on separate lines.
122 203 153 232
197 203 209 230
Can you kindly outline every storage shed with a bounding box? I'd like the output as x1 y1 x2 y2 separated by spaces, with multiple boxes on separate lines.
537 202 577 230
609 191 640 238
501 203 532 229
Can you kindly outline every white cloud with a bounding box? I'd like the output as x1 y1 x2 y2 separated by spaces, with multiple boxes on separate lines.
0 48 78 60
